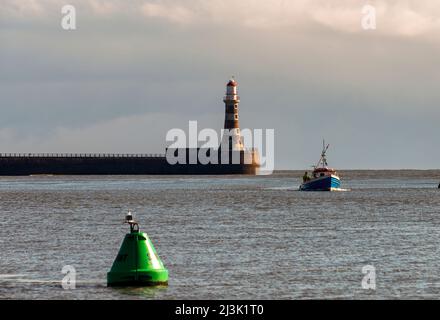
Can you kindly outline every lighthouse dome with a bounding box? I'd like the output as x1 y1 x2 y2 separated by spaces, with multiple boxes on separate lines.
227 79 237 86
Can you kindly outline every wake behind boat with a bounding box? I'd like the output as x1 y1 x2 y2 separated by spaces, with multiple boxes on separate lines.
299 141 342 191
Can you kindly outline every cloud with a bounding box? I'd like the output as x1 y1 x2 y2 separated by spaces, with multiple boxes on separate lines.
1 0 440 37
88 0 119 16
0 0 46 18
140 2 194 24
382 2 440 36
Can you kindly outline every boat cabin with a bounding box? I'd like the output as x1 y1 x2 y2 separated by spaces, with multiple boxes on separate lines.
312 167 337 178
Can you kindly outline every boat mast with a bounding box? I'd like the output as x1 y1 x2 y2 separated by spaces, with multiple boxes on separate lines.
315 139 329 168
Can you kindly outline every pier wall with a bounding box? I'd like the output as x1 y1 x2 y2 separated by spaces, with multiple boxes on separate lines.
0 149 259 175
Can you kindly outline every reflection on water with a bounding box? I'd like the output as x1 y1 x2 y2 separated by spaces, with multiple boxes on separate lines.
1 170 440 299
110 286 169 299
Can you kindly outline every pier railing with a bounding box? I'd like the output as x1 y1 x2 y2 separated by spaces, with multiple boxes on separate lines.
0 153 166 158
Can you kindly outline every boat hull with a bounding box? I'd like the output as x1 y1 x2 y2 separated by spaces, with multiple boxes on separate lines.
299 174 341 191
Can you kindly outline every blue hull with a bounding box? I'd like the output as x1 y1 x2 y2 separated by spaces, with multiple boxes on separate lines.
300 175 341 191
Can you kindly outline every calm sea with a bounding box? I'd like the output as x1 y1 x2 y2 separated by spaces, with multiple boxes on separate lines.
1 170 440 299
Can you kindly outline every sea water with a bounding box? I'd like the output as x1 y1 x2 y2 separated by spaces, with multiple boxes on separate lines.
0 170 439 299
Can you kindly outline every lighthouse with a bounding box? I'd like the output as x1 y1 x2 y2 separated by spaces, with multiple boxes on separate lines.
221 78 244 151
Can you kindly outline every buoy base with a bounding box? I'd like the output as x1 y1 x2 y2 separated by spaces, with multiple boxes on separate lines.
107 270 169 287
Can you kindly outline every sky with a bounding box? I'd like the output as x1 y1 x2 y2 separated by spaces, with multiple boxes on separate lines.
1 0 440 169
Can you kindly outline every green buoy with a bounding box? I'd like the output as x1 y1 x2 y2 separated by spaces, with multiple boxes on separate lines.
107 211 168 287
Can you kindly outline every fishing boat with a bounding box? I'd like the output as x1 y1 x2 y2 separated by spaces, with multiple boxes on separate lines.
299 141 341 191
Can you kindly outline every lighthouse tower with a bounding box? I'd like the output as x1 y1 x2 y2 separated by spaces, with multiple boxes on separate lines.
221 78 244 151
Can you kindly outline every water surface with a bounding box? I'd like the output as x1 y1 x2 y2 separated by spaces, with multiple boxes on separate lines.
1 170 439 299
